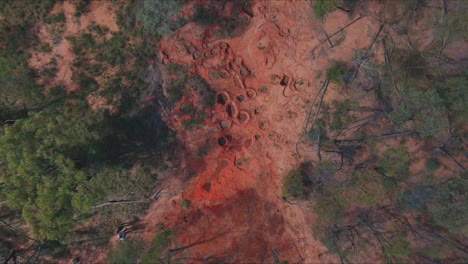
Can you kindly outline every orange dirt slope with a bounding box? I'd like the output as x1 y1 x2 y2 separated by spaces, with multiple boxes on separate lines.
141 1 383 262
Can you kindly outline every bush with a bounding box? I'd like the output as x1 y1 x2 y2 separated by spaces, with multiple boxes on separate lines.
282 169 304 198
436 76 468 122
377 147 411 180
74 0 91 17
326 61 347 85
425 158 440 172
107 239 146 264
383 232 411 258
313 0 337 21
389 87 448 138
428 175 468 234
45 12 65 24
136 1 184 37
141 230 174 264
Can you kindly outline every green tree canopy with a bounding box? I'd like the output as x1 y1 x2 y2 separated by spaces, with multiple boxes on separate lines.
0 102 102 240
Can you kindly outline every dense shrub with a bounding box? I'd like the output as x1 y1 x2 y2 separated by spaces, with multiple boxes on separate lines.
313 0 337 21
326 61 347 85
282 169 304 198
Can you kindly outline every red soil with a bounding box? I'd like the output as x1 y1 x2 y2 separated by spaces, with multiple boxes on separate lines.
139 1 380 262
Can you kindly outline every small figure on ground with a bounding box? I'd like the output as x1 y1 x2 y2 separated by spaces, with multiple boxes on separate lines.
117 230 127 241
116 223 132 241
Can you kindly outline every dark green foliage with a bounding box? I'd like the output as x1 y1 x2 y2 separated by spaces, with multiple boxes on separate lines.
136 0 184 38
433 2 468 44
78 75 98 92
74 0 92 17
0 102 102 240
436 76 468 122
428 175 468 234
330 116 343 130
180 102 195 115
390 87 448 138
397 184 436 212
107 239 146 264
326 61 347 85
45 12 65 24
349 169 386 207
313 186 348 224
67 34 96 55
0 0 57 27
202 90 216 107
383 232 411 258
95 34 127 66
42 240 71 259
191 0 252 38
377 147 411 180
282 169 304 198
425 158 440 172
313 0 337 21
140 230 174 264
307 119 329 145
0 46 43 110
319 226 350 260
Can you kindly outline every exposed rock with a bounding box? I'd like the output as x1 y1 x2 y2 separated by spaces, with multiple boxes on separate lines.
220 120 231 129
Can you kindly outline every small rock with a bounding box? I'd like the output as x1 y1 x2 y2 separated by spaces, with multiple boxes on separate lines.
255 134 261 140
193 52 202 60
237 95 245 101
220 120 231 129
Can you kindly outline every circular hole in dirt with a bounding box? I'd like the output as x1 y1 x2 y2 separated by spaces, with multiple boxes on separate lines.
237 111 250 124
246 89 257 98
217 92 230 105
226 102 238 117
218 137 227 146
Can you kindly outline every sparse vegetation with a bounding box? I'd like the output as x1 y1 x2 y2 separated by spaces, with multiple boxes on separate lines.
140 230 174 264
107 239 146 264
